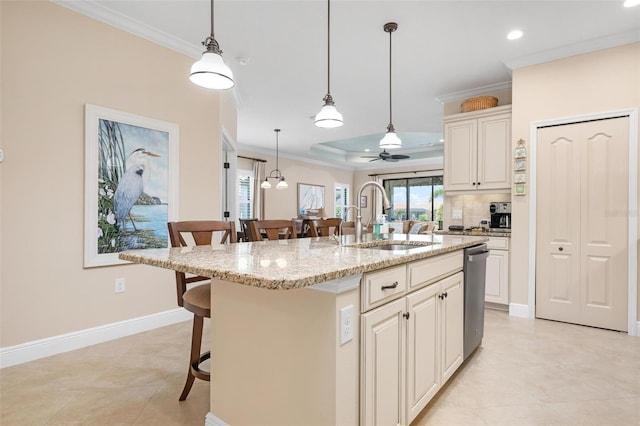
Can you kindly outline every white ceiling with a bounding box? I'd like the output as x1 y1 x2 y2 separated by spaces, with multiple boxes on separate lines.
57 0 640 169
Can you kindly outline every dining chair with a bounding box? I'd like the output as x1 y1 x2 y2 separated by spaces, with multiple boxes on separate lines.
249 219 297 241
167 220 237 401
239 218 258 241
308 218 343 237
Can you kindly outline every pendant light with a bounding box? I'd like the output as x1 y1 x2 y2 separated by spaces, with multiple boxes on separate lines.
379 22 401 149
189 0 234 90
314 0 343 128
261 129 288 190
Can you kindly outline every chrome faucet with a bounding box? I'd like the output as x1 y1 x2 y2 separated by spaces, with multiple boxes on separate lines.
332 205 360 245
355 181 391 242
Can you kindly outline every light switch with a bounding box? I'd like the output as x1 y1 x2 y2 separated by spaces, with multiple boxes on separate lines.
452 209 462 220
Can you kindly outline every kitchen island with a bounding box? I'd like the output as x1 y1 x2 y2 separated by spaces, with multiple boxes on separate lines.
120 233 487 426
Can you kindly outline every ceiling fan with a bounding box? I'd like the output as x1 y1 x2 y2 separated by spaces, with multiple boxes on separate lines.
361 149 410 162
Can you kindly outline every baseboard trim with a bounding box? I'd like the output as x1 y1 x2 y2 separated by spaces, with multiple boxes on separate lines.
206 412 229 426
0 308 192 369
509 303 531 318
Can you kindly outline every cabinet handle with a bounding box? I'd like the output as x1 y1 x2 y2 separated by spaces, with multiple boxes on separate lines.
438 294 444 300
403 312 410 320
444 291 448 298
477 182 481 186
381 281 399 291
472 182 476 186
558 247 563 251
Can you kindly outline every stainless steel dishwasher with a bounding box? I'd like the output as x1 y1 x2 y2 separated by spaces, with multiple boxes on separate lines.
463 243 490 360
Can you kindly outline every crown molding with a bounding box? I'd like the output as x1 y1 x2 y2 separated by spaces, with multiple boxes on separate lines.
504 29 640 70
238 144 356 172
52 0 202 58
435 81 512 104
51 0 242 110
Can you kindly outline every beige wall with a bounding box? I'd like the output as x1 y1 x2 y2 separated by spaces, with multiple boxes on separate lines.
0 1 235 346
240 149 355 220
510 43 640 319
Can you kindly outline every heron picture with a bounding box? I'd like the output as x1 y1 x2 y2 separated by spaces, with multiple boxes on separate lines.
85 105 178 267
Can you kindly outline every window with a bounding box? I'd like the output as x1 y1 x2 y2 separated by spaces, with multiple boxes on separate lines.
383 176 443 225
334 183 351 220
237 169 254 220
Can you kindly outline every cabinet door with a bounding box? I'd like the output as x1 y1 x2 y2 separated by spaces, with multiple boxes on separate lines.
476 113 511 190
440 272 464 384
361 298 406 426
485 249 509 305
444 119 477 191
406 284 440 423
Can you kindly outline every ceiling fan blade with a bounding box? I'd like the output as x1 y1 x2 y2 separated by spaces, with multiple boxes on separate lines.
390 154 410 159
369 158 380 162
360 155 379 159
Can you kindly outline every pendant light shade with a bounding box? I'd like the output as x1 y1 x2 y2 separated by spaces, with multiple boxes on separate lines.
315 95 344 128
190 0 234 90
379 123 402 149
380 22 401 149
276 177 289 189
315 0 343 128
262 129 288 190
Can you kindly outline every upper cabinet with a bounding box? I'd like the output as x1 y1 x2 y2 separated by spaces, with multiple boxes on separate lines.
443 105 512 192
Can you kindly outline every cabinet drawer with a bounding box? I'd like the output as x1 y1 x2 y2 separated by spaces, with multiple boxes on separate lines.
362 265 407 312
486 237 509 250
408 251 463 290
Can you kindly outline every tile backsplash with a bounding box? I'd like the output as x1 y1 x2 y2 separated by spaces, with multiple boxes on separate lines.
443 193 510 229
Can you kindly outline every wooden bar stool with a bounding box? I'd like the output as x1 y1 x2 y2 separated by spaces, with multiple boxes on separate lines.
167 220 237 401
249 219 297 241
308 218 342 237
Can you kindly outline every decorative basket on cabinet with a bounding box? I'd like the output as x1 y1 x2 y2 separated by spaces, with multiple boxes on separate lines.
460 96 498 112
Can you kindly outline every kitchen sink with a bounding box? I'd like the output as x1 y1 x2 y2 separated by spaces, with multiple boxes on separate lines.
357 241 435 251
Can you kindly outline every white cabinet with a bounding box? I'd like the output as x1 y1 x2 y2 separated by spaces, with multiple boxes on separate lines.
438 273 464 384
485 237 509 305
443 105 512 192
361 298 406 426
406 272 463 422
360 257 464 426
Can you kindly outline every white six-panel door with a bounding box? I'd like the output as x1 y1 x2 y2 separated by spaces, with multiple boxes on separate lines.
536 117 629 331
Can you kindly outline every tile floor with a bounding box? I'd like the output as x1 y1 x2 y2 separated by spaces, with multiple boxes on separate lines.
1 310 639 425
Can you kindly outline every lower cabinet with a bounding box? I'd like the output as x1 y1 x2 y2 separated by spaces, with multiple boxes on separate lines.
361 271 464 425
485 237 510 305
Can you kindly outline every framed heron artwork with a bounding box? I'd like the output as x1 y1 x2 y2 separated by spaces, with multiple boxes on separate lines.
84 104 179 267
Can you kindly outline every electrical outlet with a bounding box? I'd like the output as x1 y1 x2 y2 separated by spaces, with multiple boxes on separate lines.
115 278 126 294
452 209 463 220
340 305 354 345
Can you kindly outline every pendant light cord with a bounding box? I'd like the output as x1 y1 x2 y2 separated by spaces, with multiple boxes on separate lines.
388 28 392 126
275 129 280 176
327 0 331 95
210 0 215 38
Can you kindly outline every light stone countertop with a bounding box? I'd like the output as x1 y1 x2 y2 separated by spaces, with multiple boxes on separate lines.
119 233 488 290
434 230 512 238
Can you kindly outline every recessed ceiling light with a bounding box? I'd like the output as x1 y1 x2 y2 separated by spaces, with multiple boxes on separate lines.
507 30 523 40
364 148 370 152
624 0 640 7
439 138 444 143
